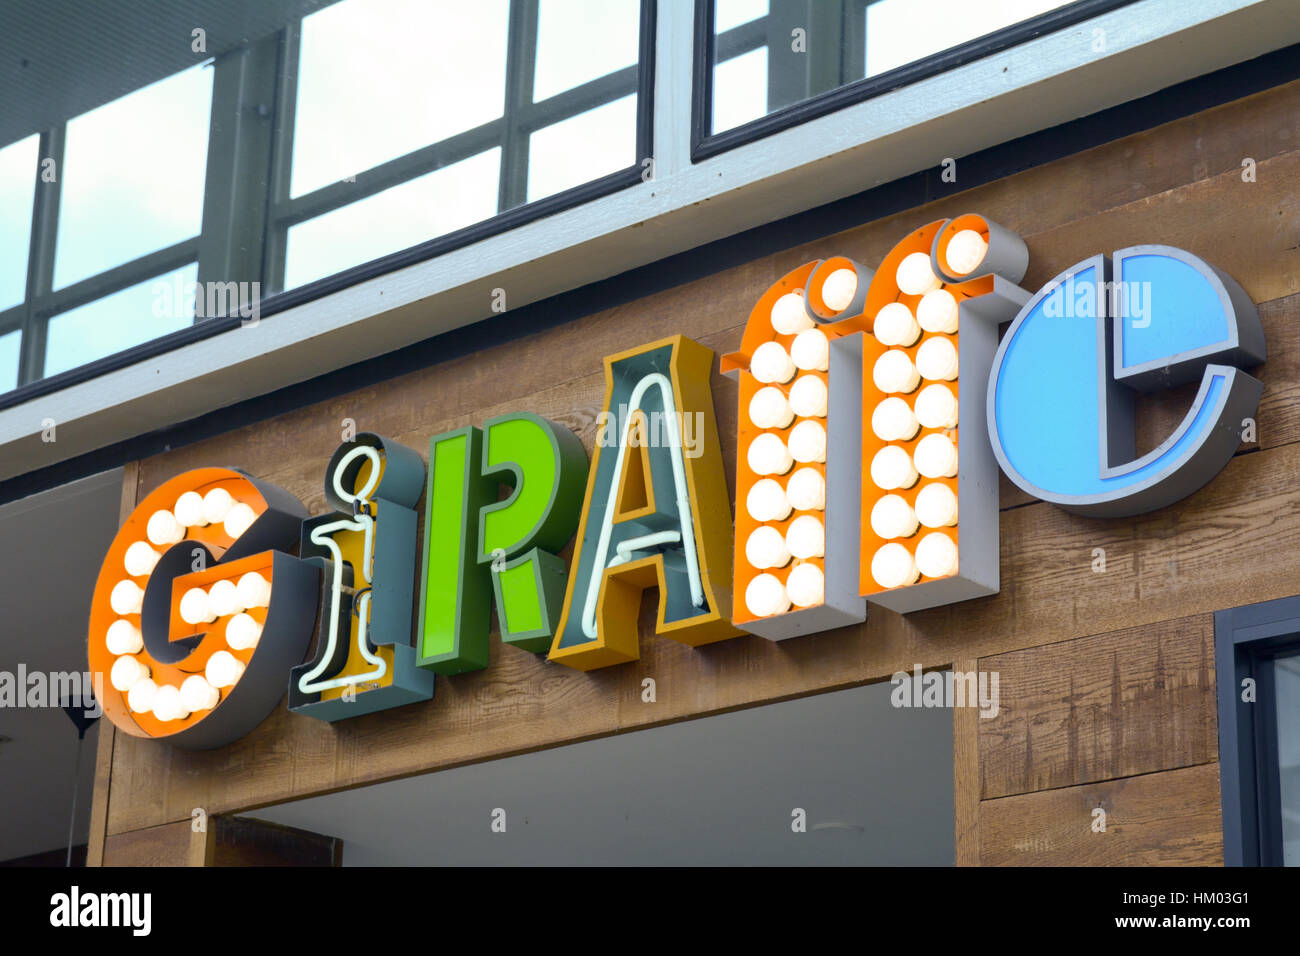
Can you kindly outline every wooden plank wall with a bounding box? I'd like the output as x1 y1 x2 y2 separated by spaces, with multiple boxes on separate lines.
94 78 1300 864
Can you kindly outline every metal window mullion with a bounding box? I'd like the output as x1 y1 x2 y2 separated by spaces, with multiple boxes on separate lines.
263 23 301 294
766 0 845 114
41 238 200 317
17 125 64 386
498 0 540 212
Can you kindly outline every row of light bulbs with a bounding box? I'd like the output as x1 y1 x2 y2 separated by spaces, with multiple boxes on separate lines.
871 532 959 588
145 487 258 548
745 562 824 617
109 647 247 723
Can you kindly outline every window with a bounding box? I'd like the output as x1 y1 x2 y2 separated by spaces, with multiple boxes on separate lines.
697 0 1134 156
1216 598 1300 866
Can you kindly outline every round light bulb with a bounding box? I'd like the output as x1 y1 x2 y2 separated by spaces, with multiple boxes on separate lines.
751 341 796 384
870 494 919 540
226 612 263 651
127 678 158 714
202 487 234 525
785 515 825 560
206 650 245 689
747 433 793 476
916 531 959 578
223 502 257 538
820 268 858 312
745 572 790 618
746 479 791 523
788 375 828 418
110 655 149 692
748 386 793 429
174 491 207 527
123 540 160 578
915 483 959 528
105 619 144 656
785 467 825 511
786 562 825 607
917 289 959 334
790 328 830 371
109 579 144 616
914 433 959 478
788 420 826 463
770 292 813 335
146 509 184 547
152 684 189 723
745 526 791 570
945 229 987 275
870 445 918 491
179 587 215 625
872 543 919 589
871 397 919 442
208 579 241 618
873 302 921 347
916 335 959 381
236 572 271 609
872 350 920 394
180 674 221 713
896 251 942 295
914 383 959 429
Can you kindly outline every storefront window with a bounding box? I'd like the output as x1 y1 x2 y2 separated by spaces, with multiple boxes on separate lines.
1275 651 1300 864
0 134 38 315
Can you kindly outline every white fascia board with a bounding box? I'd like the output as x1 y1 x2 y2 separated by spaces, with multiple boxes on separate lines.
2 0 1296 484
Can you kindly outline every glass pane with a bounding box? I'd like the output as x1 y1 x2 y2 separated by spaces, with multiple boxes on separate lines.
284 149 501 290
0 329 20 391
527 95 637 203
1277 652 1300 865
292 0 510 198
533 0 641 102
55 66 212 290
715 0 769 33
44 264 197 378
712 47 768 134
0 135 39 313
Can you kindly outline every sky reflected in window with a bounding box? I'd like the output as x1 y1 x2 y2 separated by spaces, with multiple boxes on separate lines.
527 95 637 203
0 135 38 313
0 329 20 391
533 0 640 101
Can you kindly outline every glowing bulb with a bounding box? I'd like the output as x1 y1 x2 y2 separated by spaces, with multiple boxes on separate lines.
785 562 824 607
945 229 987 275
110 655 149 692
236 572 271 609
915 483 958 528
746 526 791 570
896 252 941 295
110 579 144 616
749 386 793 429
208 579 241 618
771 291 813 335
821 268 858 312
127 678 158 714
785 467 825 511
870 494 918 540
916 532 959 578
748 433 793 476
202 487 234 525
916 335 958 381
917 289 959 334
914 384 959 429
179 587 215 625
206 650 245 689
788 420 826 463
873 302 921 347
785 515 824 559
123 541 160 577
745 573 790 618
747 479 791 523
870 445 918 491
180 674 221 712
105 619 144 656
871 397 919 442
872 543 919 589
146 509 184 546
788 375 828 418
872 350 920 394
791 328 830 371
174 491 207 527
223 502 257 538
226 612 263 651
914 433 959 478
152 684 189 723
751 341 796 384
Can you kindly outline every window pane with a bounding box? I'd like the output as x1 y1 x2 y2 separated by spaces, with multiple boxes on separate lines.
713 48 768 134
527 95 637 203
55 66 212 290
0 135 39 313
44 264 197 378
0 329 20 391
284 149 501 290
1277 652 1300 865
292 0 510 198
715 0 769 33
533 0 641 102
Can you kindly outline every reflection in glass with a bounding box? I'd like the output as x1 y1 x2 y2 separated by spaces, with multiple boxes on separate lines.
712 48 768 134
1276 652 1300 865
533 0 640 102
0 329 20 391
0 135 39 313
527 96 637 203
